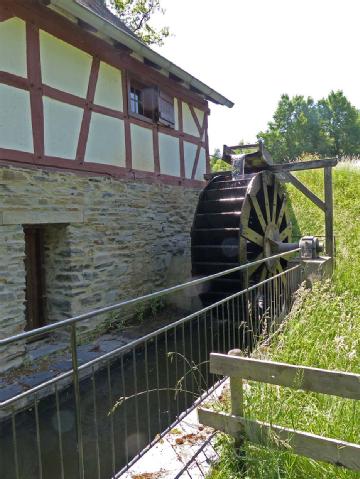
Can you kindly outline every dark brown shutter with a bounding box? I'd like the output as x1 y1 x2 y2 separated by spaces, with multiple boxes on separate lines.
142 86 158 120
158 90 175 127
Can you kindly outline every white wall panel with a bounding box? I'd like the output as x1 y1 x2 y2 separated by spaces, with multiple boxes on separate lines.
40 30 92 98
94 62 123 111
194 147 206 181
183 141 197 179
131 124 154 172
43 97 83 159
194 107 204 129
0 84 33 152
182 102 201 138
85 112 125 166
0 18 27 77
159 133 180 177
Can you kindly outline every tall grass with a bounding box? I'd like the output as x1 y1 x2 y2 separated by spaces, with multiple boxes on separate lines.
210 162 360 479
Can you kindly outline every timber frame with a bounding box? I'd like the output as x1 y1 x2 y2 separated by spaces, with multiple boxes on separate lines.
0 0 211 187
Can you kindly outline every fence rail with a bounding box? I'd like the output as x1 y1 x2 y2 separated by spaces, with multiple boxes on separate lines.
198 354 360 472
0 250 302 479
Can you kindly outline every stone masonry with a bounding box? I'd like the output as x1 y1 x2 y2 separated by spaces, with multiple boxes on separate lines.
0 165 201 371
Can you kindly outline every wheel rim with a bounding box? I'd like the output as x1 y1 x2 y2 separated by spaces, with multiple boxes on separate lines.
240 171 292 285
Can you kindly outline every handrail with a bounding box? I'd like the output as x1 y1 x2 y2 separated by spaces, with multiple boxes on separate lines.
0 248 300 346
0 264 300 408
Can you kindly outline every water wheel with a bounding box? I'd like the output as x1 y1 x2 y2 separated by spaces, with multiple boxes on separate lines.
191 167 293 306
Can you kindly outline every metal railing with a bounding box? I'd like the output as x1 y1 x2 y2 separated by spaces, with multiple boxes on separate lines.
0 250 302 479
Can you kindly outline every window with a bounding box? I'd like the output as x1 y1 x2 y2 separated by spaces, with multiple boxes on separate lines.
129 79 175 127
24 226 46 331
130 86 144 115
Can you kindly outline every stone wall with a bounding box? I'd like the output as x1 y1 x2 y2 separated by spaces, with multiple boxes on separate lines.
0 225 26 370
0 164 201 370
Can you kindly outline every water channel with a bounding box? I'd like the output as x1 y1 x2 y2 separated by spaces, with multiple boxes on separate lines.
0 314 232 479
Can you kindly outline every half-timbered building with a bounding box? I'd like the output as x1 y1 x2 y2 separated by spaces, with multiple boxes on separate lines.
0 0 232 370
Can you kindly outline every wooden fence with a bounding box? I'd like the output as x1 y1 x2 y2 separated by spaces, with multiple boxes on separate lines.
198 351 360 471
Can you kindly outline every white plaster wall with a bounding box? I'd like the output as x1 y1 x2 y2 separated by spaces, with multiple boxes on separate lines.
183 141 197 179
194 147 206 181
159 133 180 177
0 84 33 152
40 30 92 98
43 97 83 159
0 18 27 77
182 102 200 138
131 124 154 172
94 62 123 111
85 112 125 166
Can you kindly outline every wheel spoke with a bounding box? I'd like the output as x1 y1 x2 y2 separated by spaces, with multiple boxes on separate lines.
277 196 286 228
241 225 264 247
247 252 264 275
262 176 271 223
259 265 267 282
272 181 278 223
279 224 292 241
276 263 287 286
250 195 267 233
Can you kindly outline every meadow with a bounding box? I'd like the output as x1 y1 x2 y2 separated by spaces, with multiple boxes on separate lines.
210 161 360 478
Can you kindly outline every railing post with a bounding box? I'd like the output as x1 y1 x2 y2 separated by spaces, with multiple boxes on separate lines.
71 324 84 479
228 349 246 469
324 166 334 269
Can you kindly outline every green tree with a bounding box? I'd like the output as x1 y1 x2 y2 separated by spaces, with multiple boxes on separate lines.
258 94 328 163
258 91 360 162
318 90 360 157
210 148 229 172
109 0 169 45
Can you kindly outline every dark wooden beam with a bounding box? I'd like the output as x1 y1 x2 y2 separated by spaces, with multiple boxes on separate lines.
113 40 132 54
277 172 326 212
143 57 162 70
226 143 259 151
204 171 232 180
77 18 97 33
168 72 183 83
324 166 334 262
267 158 338 172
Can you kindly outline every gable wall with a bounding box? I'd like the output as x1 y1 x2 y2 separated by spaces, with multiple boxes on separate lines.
0 1 210 185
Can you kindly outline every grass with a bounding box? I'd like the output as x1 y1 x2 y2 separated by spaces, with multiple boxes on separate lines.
209 161 360 478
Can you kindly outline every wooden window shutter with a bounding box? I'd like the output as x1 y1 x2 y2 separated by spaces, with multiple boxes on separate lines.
142 86 158 120
158 90 175 127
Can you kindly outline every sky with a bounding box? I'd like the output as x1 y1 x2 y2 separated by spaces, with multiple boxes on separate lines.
152 0 360 153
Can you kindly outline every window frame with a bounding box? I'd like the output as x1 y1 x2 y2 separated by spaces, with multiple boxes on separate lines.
128 77 175 128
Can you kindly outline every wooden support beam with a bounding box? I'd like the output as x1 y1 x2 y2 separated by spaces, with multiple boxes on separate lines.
198 409 360 472
267 158 338 173
324 166 334 260
276 172 326 212
204 171 232 181
209 353 360 400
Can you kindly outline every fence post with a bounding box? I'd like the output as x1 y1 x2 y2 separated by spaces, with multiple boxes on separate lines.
71 324 84 479
324 166 334 271
228 349 246 469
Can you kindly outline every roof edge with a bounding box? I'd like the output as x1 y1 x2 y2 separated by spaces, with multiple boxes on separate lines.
49 0 234 108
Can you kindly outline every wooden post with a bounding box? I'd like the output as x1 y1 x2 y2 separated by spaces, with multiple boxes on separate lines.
324 167 334 267
228 349 245 468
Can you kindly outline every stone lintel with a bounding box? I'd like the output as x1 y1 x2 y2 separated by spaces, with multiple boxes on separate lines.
0 209 84 225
